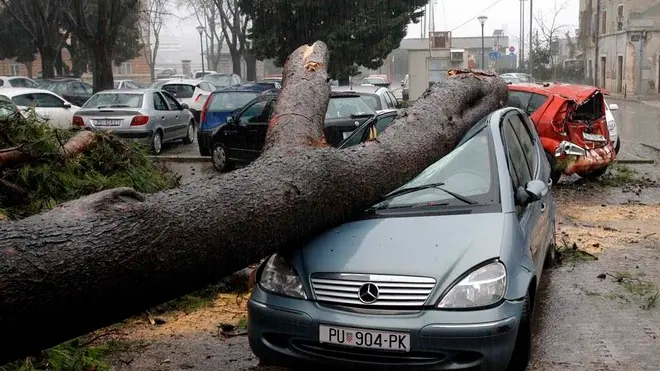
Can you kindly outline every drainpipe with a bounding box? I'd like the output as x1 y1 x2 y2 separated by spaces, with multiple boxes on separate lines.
594 0 600 87
638 32 644 97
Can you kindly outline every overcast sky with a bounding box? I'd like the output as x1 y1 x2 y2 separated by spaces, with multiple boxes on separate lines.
158 0 580 68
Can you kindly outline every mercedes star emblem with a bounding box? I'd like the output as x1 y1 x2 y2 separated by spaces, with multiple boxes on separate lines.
354 121 360 127
358 282 380 304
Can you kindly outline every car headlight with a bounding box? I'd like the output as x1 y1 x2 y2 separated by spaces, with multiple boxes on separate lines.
437 262 506 309
258 254 307 299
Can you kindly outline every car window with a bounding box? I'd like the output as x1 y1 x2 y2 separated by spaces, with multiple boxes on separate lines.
153 93 168 110
375 114 396 133
162 84 195 99
507 90 532 112
232 76 241 85
72 82 88 95
9 79 24 87
370 128 496 209
114 81 121 89
0 80 4 87
209 92 259 111
387 91 399 107
161 91 181 110
507 113 537 175
527 93 548 114
13 93 64 108
502 119 532 189
382 92 394 108
239 100 268 123
340 122 373 148
84 93 143 108
326 96 375 119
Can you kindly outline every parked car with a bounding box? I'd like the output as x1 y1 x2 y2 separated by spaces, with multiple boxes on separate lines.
194 70 218 79
248 106 556 371
501 73 534 83
255 80 282 89
507 82 615 184
147 79 172 90
0 76 40 89
72 89 195 155
160 79 216 123
209 104 398 172
604 99 620 154
202 73 242 89
401 73 409 101
0 94 20 119
196 83 283 156
114 80 143 89
0 88 79 128
261 75 283 86
332 85 401 112
40 78 94 107
361 76 389 88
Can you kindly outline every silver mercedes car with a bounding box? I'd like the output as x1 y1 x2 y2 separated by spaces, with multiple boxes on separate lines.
73 89 195 154
248 107 557 371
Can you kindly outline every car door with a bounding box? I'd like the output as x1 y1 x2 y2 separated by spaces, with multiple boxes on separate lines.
247 98 276 159
501 113 543 272
381 91 394 109
152 92 174 140
235 98 269 162
161 90 188 139
29 92 73 129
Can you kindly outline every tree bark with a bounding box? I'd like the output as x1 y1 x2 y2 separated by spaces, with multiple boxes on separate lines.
0 42 507 362
92 45 114 93
0 130 96 169
231 53 241 76
38 46 56 78
244 52 257 81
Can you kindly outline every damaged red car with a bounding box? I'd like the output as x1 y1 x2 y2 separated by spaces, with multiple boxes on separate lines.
507 82 615 185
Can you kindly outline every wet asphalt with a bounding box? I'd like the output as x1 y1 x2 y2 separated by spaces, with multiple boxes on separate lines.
145 100 660 371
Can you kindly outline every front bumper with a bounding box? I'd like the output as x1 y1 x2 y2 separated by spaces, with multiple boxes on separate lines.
555 141 616 175
248 285 523 371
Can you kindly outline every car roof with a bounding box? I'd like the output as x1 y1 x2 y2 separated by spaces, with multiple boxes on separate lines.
162 79 202 86
332 85 383 94
214 83 280 93
95 89 152 94
0 87 59 96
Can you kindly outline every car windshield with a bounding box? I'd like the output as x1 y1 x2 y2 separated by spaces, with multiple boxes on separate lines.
204 74 233 87
357 94 380 111
362 77 386 85
368 127 497 210
44 82 69 94
162 84 195 99
148 80 168 89
114 82 121 88
209 92 259 111
83 93 143 109
326 96 375 119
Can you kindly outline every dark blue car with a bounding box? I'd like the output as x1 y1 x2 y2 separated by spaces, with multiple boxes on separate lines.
197 83 279 156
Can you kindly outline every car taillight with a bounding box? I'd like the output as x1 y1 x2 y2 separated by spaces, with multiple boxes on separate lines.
72 115 84 127
130 115 150 126
200 94 213 124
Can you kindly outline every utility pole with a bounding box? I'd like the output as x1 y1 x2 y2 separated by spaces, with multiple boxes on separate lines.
594 0 600 87
528 0 533 77
520 0 526 70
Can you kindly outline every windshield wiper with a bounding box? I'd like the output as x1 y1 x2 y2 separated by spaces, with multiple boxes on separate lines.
379 182 478 205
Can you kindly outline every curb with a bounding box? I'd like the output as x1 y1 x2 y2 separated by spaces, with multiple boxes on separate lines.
147 155 208 163
616 159 655 164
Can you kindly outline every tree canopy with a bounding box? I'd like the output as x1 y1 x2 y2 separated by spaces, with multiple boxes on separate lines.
238 0 427 80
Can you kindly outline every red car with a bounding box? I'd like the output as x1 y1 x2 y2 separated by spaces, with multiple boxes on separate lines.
507 82 615 184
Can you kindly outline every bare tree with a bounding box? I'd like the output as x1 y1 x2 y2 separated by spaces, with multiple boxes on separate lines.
534 0 570 79
181 0 224 72
139 0 171 81
213 0 253 79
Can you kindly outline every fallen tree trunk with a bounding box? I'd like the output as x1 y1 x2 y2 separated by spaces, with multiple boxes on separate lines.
0 130 96 169
0 41 507 362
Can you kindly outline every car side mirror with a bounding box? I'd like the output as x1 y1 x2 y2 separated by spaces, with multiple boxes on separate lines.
515 179 548 206
226 116 235 124
63 103 71 109
609 103 619 111
180 103 189 110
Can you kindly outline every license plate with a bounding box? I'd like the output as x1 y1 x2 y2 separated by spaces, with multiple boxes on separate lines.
319 325 410 352
93 119 122 127
583 133 606 142
342 131 353 139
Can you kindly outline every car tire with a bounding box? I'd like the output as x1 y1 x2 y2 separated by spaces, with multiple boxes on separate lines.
183 120 195 144
211 143 233 172
615 138 621 155
506 292 532 371
545 152 561 186
151 130 163 155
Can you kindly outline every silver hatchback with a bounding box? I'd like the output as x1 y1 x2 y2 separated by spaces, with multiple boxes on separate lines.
73 89 196 154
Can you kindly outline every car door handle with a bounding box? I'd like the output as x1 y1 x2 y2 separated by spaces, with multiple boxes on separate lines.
548 178 553 186
540 202 547 212
161 116 166 120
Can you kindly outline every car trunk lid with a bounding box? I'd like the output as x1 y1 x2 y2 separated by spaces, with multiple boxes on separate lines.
76 108 144 129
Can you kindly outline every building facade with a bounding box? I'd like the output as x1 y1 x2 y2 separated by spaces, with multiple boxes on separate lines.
579 0 660 96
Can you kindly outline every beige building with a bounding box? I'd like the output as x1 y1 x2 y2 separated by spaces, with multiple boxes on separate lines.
579 0 660 96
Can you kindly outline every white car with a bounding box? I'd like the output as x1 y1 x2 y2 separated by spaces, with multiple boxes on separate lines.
604 99 620 154
160 79 216 122
114 79 142 89
0 88 79 129
0 76 40 89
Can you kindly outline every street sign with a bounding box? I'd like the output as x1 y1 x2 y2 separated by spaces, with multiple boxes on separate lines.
488 51 502 60
509 46 516 53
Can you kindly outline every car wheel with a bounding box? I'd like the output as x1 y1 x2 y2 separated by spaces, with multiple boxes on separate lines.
545 152 561 186
151 130 163 155
615 138 621 154
183 121 195 144
577 166 608 179
211 143 233 172
506 292 532 371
